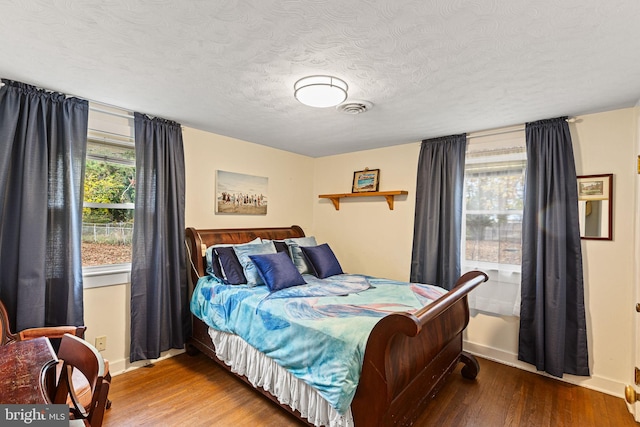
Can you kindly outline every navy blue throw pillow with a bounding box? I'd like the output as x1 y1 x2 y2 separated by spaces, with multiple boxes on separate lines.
300 244 344 279
249 252 306 292
272 240 289 254
214 246 247 285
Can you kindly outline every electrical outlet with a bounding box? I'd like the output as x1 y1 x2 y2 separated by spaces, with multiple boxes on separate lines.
95 335 107 351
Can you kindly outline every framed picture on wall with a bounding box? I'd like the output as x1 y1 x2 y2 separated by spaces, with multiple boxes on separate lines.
577 173 613 240
215 170 268 215
577 174 610 201
352 168 380 193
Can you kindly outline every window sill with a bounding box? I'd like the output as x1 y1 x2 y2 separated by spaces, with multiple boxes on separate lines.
83 264 131 289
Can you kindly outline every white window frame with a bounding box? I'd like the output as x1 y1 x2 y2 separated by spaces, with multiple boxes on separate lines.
461 135 526 317
82 105 135 288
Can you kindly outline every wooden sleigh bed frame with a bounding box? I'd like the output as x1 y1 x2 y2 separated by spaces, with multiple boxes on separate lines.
185 225 488 426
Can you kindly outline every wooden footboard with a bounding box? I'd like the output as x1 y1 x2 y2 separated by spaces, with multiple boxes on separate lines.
185 226 488 427
352 271 488 426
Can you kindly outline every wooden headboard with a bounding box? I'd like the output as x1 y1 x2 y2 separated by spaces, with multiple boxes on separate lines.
185 225 305 289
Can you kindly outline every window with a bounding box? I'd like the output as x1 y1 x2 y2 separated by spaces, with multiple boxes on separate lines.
82 105 135 275
461 128 526 316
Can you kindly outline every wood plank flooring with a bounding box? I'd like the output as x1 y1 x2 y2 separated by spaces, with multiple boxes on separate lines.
102 352 637 427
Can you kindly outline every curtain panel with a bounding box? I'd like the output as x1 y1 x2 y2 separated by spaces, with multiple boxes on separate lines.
518 117 589 377
410 134 466 290
0 79 88 331
130 112 188 362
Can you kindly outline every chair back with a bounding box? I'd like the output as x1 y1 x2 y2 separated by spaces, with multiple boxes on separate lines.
54 333 110 427
0 299 85 349
0 300 18 345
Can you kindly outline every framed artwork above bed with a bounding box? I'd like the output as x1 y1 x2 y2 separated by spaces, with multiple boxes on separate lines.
215 170 268 215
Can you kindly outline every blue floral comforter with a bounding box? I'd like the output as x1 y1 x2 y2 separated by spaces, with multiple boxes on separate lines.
190 273 446 414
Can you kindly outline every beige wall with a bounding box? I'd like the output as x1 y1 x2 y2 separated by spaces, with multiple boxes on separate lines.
572 108 636 392
84 108 638 398
183 127 315 232
313 143 420 281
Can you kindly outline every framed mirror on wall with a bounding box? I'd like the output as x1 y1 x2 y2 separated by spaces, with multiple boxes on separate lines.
577 174 613 240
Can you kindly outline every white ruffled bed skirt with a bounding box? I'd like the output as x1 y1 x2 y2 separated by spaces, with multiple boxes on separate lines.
208 328 355 427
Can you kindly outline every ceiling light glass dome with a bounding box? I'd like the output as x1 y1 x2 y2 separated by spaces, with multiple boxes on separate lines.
294 75 348 108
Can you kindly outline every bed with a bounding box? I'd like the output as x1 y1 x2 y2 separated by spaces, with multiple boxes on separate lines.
185 225 488 426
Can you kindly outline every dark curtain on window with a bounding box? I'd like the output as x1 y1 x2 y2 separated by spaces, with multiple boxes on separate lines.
519 117 589 377
0 79 87 331
130 113 188 362
410 134 466 290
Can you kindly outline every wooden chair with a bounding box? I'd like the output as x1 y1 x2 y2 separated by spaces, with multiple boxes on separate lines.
54 333 110 427
0 299 85 345
0 299 111 410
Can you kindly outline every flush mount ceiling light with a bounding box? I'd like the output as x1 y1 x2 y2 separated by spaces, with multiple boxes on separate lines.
294 75 348 108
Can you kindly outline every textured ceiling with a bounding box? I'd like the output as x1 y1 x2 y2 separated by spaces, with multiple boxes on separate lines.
1 0 639 157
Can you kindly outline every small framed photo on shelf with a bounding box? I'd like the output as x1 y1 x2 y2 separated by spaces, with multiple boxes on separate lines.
352 168 380 193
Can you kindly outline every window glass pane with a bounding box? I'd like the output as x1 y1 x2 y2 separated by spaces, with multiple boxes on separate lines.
464 163 525 266
464 213 522 265
82 215 133 266
84 154 135 206
82 155 135 266
463 151 525 266
87 140 135 165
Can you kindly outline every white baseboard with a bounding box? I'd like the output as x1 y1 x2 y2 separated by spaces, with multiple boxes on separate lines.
463 340 625 399
108 348 185 376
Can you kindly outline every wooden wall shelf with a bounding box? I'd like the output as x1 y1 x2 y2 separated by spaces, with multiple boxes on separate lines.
318 190 408 210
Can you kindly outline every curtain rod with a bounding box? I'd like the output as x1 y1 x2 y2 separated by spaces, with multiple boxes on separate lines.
0 80 135 119
467 126 524 140
467 117 576 140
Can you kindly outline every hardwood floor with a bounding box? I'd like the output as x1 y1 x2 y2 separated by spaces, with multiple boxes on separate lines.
102 352 637 427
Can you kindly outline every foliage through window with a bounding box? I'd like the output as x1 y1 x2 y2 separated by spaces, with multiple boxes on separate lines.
461 129 526 316
82 106 135 267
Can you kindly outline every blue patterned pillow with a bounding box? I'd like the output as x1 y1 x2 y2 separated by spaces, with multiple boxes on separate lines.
284 236 317 274
249 252 306 292
300 243 344 279
233 241 277 286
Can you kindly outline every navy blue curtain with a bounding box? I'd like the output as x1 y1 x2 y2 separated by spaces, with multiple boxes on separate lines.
518 117 589 377
411 134 466 290
130 113 188 362
0 79 88 331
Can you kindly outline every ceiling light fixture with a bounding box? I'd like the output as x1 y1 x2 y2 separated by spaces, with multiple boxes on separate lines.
294 75 348 108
